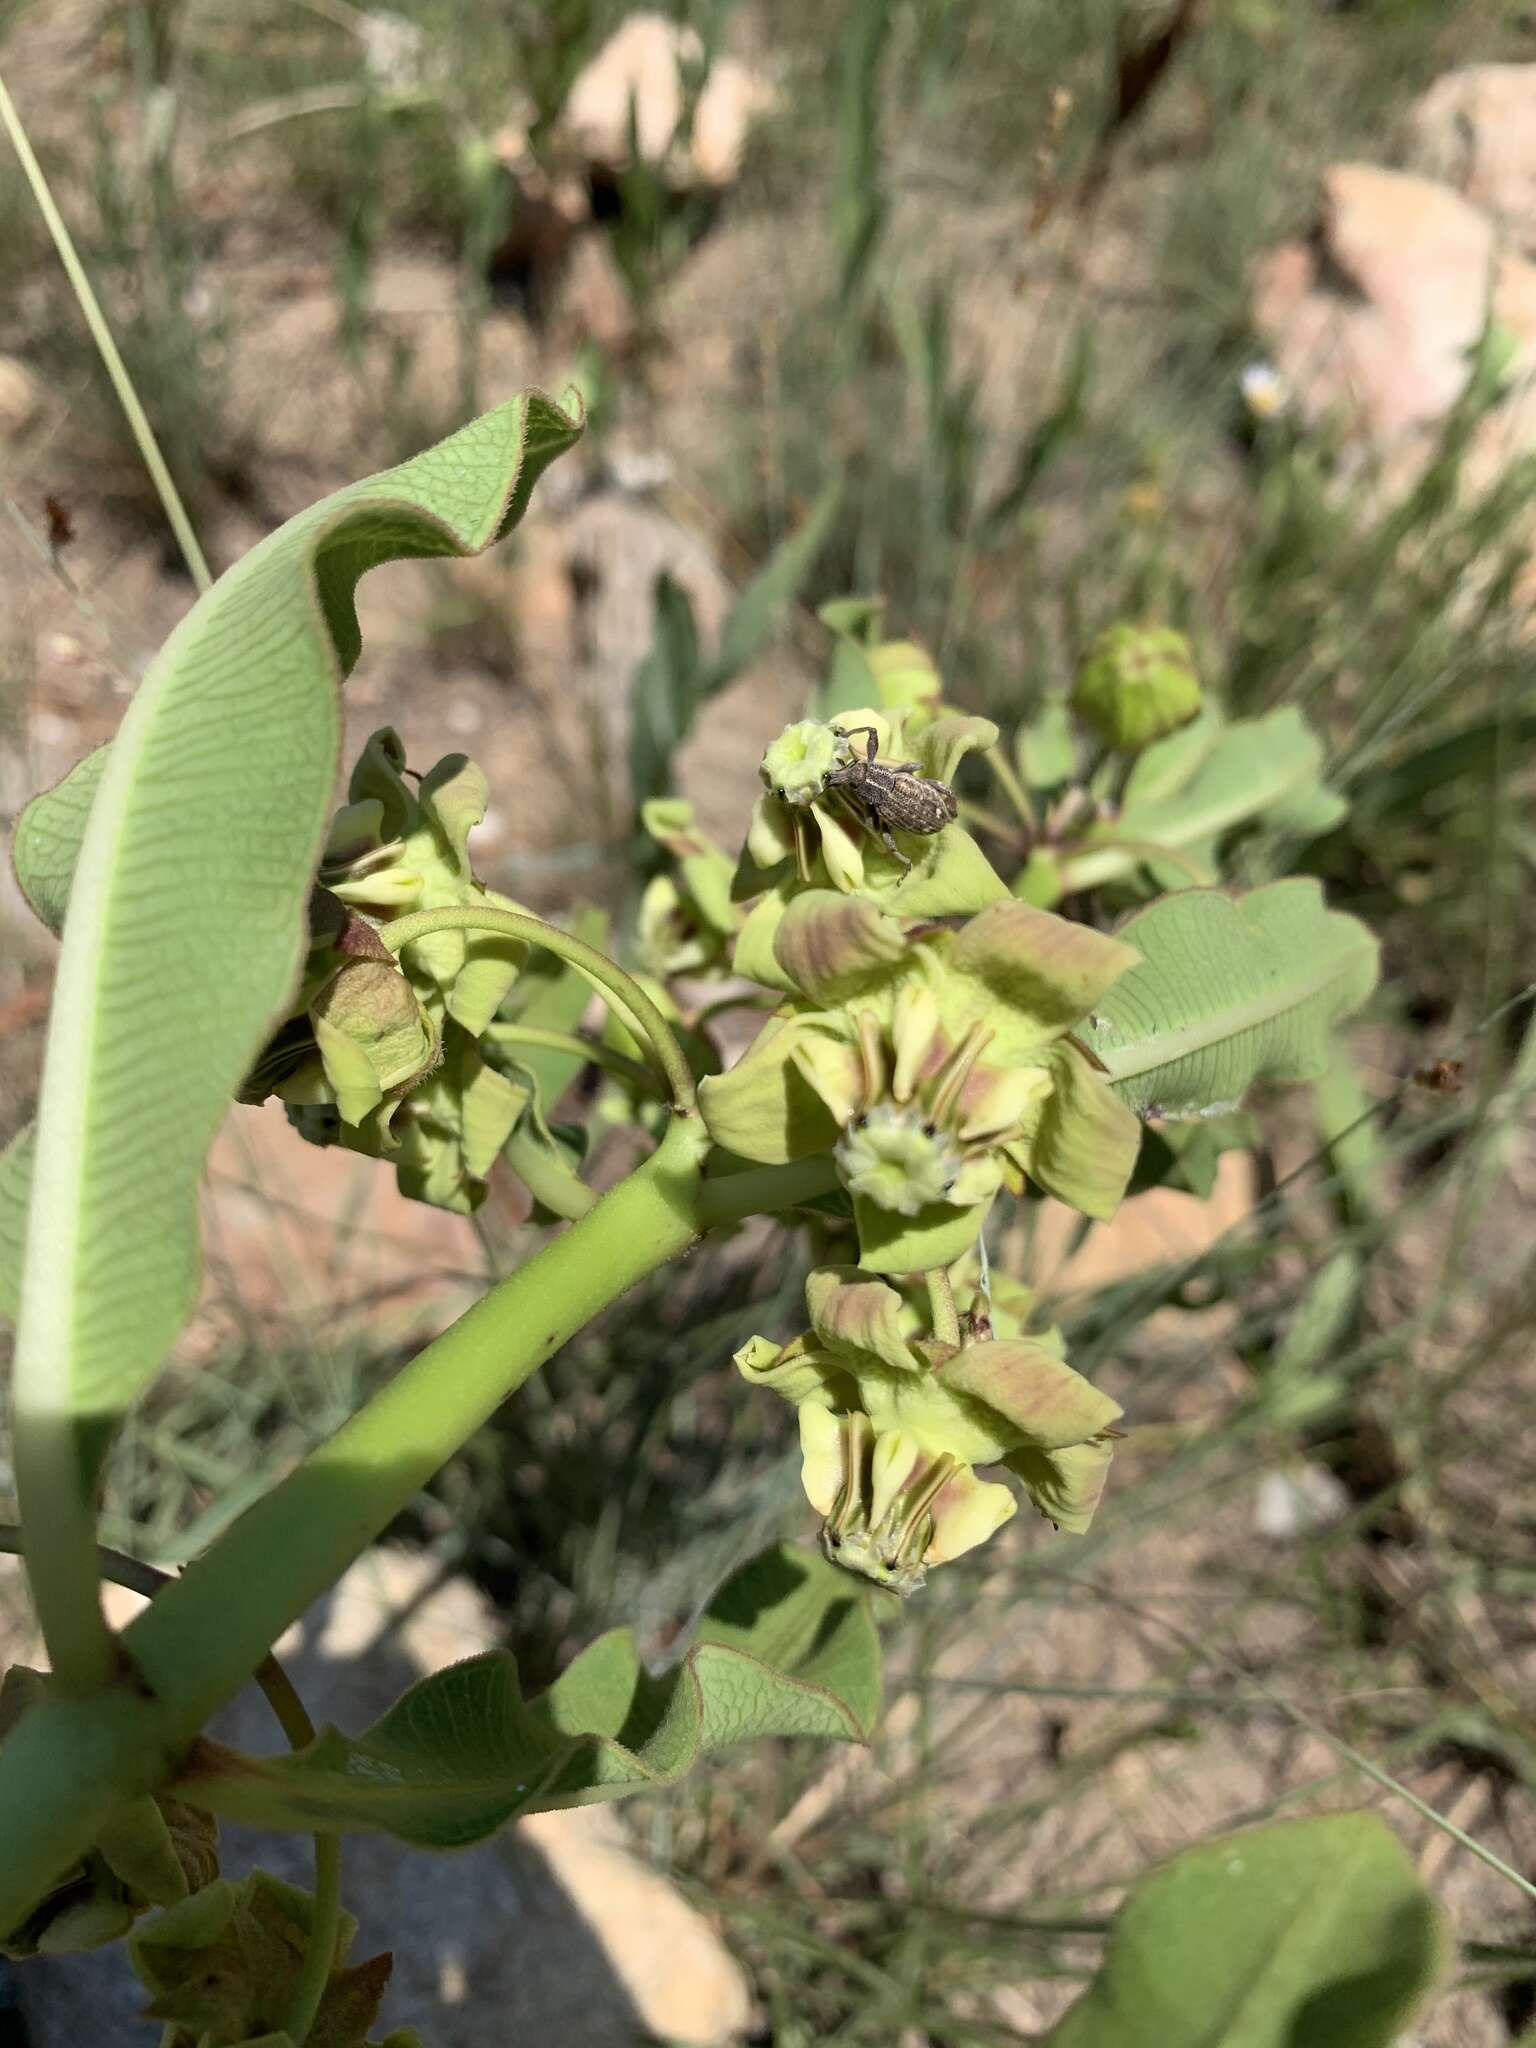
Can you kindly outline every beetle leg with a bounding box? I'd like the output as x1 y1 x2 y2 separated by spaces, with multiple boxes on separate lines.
834 724 881 762
871 805 912 871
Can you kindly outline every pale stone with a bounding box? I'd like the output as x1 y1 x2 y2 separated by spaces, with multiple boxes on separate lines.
0 353 43 441
559 12 774 188
1409 63 1536 252
1251 165 1536 445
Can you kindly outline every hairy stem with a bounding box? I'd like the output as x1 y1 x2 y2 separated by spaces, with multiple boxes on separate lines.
381 906 696 1113
925 1268 962 1347
0 1128 845 1929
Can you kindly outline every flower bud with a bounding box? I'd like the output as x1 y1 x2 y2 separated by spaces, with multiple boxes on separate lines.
1073 624 1202 751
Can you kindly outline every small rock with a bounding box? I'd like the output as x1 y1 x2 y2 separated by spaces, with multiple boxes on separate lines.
558 13 774 188
1409 64 1536 254
0 353 43 440
1252 165 1536 445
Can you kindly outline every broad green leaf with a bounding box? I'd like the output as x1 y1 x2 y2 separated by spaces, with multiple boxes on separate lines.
0 1122 33 1322
10 396 582 1493
172 1546 879 1846
11 744 109 935
1062 707 1345 893
131 1869 393 2048
1015 692 1077 792
1043 1812 1444 2048
1084 880 1379 1116
1126 1110 1255 1200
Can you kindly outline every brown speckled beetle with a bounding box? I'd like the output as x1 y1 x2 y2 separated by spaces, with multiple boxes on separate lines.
822 725 958 870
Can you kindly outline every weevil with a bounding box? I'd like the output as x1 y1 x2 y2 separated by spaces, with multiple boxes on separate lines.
821 725 958 870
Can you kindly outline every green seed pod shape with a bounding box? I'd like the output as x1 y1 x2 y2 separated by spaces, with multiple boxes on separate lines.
1073 623 1202 752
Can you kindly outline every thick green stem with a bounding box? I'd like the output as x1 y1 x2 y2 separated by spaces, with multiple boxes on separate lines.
695 1153 841 1228
123 1113 711 1735
0 1128 843 1930
381 907 696 1112
0 1119 710 1929
14 1422 116 1694
0 1531 341 2045
925 1268 961 1346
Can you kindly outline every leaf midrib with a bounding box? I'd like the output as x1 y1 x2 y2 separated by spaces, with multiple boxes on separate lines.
1094 945 1358 1085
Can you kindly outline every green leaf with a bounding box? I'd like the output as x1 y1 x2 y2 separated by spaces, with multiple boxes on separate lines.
1084 880 1379 1117
1126 1111 1255 1199
1062 707 1345 893
1015 692 1077 793
131 1869 392 2048
1042 1813 1444 2048
10 395 581 1486
173 1546 879 1847
11 744 109 935
0 1121 33 1323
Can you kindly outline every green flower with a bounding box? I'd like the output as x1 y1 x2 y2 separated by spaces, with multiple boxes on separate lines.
1073 624 1202 752
762 719 843 806
736 1266 1123 1593
733 707 1007 991
700 894 1144 1272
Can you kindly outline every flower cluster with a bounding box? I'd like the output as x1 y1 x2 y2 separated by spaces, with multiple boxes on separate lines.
242 727 530 1213
700 890 1143 1273
733 707 1005 989
653 689 1143 1587
737 1267 1122 1594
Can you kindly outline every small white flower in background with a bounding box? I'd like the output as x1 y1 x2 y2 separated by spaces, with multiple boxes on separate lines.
1254 1464 1349 1541
606 447 675 496
1240 359 1290 420
361 10 425 92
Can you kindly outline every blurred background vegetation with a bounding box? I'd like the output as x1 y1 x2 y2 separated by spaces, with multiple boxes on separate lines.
2 1 1535 2041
